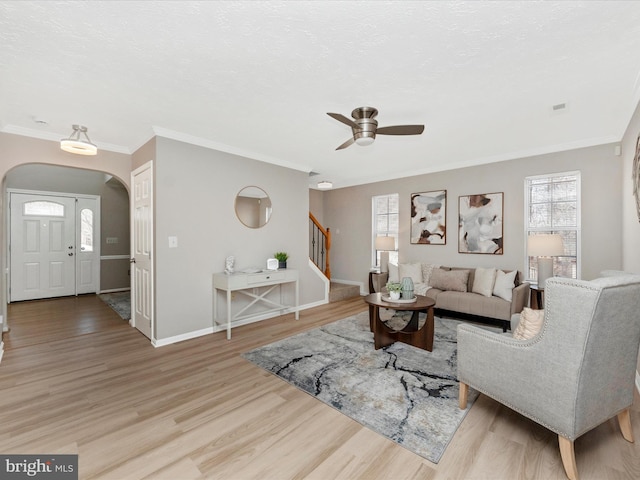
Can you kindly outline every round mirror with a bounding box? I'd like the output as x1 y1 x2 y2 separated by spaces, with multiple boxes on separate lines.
235 186 272 228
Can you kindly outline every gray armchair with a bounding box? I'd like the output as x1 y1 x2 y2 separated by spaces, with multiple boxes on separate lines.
457 275 640 480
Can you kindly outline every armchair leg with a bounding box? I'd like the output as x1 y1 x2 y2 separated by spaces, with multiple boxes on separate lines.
558 435 579 480
618 409 635 443
459 381 469 409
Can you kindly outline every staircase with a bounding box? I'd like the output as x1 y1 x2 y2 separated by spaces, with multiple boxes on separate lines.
310 212 361 302
329 282 361 302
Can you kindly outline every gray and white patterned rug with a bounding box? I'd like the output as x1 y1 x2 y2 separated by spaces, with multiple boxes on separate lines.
98 291 131 320
242 311 482 463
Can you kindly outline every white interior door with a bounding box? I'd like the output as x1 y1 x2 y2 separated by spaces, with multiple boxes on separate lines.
10 192 76 301
131 162 154 340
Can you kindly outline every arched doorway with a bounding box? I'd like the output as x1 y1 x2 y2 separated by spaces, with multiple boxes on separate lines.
3 163 130 328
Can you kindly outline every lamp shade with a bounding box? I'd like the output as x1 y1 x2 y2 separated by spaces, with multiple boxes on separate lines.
375 236 395 251
527 234 564 257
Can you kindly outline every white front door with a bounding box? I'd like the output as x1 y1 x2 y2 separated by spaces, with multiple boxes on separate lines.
10 193 77 301
9 191 101 302
131 162 154 340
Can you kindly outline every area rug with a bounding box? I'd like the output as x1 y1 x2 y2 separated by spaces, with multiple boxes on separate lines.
242 311 482 463
98 291 131 320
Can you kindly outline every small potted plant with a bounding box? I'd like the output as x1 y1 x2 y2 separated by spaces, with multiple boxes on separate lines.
386 282 402 301
274 252 289 269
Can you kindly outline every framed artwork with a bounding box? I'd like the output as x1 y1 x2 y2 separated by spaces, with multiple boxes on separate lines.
410 190 446 244
634 134 640 222
458 192 503 254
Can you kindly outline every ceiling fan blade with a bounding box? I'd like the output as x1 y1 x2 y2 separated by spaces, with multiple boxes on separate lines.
336 137 355 150
376 125 425 136
327 112 360 130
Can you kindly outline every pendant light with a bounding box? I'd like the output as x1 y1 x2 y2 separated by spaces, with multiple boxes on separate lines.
60 125 98 155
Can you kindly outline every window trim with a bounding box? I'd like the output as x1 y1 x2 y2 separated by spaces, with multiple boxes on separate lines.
524 170 581 282
372 193 399 267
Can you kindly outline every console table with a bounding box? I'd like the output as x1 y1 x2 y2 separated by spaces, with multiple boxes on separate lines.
213 269 299 339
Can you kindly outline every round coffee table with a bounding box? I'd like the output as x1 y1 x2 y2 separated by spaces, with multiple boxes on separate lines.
363 293 436 351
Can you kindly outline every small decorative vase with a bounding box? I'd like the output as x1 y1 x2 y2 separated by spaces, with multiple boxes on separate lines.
401 276 415 299
389 291 401 301
278 261 287 269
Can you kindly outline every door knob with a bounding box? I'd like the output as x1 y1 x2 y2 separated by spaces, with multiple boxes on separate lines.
68 252 74 256
130 258 136 263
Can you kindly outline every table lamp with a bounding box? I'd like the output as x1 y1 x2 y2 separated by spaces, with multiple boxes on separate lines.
528 234 564 288
375 236 396 273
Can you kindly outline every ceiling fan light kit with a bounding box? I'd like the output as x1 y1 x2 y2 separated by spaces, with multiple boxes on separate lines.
60 124 98 155
327 106 424 150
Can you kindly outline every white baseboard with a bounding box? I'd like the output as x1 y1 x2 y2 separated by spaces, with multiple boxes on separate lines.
153 326 214 348
0 341 4 365
636 370 640 395
99 288 131 294
152 302 321 347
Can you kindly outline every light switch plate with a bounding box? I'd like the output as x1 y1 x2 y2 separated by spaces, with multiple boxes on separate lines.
168 236 178 248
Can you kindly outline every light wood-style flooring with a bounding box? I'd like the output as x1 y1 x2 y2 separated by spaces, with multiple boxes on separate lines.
1 295 639 479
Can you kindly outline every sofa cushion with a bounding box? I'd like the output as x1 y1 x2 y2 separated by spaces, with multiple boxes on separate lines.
436 291 513 320
493 270 517 301
388 263 399 283
472 267 497 297
421 263 439 286
399 263 423 284
430 268 469 292
513 307 544 340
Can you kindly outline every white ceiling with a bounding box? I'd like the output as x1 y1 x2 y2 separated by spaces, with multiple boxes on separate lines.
2 1 640 189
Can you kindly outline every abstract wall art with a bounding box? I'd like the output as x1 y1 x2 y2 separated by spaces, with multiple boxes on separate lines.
458 192 503 254
634 134 640 222
410 190 446 244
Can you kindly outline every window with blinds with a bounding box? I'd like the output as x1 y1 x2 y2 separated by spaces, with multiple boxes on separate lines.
525 171 581 281
372 193 399 266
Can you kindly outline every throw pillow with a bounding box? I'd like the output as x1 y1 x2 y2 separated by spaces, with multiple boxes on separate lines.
388 263 399 283
493 270 517 302
513 307 545 340
429 268 469 292
472 267 497 297
399 263 423 285
421 263 439 286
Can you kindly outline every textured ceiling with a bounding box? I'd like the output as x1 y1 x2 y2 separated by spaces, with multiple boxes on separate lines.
2 1 640 188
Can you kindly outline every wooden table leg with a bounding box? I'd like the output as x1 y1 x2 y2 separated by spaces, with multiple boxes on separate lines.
424 306 434 351
368 304 375 332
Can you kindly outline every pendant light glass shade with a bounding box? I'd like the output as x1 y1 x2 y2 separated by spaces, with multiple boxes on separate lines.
60 125 98 155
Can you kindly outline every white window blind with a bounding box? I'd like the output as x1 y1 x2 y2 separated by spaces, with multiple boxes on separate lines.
525 171 580 281
372 193 399 266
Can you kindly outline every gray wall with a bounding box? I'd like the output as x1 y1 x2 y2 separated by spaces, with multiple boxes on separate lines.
152 137 325 341
621 101 640 274
322 143 623 290
620 101 640 376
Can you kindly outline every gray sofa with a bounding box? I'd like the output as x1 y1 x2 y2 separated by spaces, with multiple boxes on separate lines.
372 264 530 331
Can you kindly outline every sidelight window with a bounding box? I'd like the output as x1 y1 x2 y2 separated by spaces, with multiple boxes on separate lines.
80 208 94 252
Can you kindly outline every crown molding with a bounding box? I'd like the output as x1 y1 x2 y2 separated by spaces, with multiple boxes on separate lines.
1 125 131 154
151 126 313 174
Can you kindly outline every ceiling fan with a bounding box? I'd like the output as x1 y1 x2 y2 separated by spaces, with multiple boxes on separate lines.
327 106 424 150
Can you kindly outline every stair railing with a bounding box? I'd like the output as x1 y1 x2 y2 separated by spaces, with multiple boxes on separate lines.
309 212 331 280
